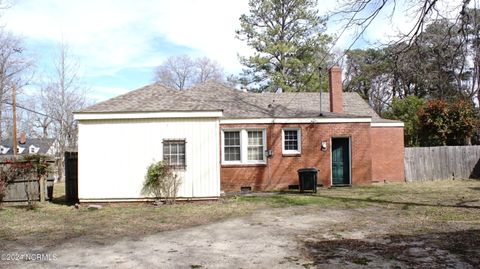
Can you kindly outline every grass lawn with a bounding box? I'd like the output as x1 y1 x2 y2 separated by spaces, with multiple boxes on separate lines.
0 182 267 249
1 179 479 251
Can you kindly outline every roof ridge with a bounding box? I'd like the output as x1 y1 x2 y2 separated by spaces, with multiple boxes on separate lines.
78 81 382 119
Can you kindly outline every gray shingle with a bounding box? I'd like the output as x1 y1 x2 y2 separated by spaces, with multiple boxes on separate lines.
1 138 55 155
79 84 220 113
79 81 391 121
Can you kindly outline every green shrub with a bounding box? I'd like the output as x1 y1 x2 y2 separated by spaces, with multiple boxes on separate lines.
142 160 181 204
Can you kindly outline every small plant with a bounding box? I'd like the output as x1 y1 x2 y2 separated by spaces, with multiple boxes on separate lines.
352 256 371 265
142 160 181 204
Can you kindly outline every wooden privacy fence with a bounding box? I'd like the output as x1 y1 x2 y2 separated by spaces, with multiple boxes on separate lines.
1 157 56 203
404 146 480 182
4 177 55 202
65 151 78 204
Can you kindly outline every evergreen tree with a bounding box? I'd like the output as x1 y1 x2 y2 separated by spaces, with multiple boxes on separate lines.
236 0 332 92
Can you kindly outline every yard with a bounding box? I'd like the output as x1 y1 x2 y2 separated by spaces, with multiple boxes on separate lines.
1 180 479 268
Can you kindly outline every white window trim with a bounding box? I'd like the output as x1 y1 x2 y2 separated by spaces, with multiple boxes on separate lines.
282 128 301 155
0 145 9 154
29 145 40 154
221 129 243 165
221 128 267 165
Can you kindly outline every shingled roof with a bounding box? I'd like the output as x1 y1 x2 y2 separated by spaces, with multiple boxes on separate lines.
1 138 55 155
81 84 218 113
79 81 390 120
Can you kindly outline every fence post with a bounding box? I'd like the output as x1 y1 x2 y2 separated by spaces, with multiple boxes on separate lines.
39 176 45 202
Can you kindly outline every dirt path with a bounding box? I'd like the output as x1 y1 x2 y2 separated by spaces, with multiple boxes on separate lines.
3 204 479 268
4 206 347 269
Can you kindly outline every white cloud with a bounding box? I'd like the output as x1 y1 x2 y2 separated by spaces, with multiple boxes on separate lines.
2 0 456 100
1 0 252 76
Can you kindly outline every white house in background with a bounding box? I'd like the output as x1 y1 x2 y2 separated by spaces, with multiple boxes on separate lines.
0 136 56 156
74 85 222 202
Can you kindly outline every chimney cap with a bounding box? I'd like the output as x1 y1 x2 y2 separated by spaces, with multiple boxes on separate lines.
18 132 26 145
329 65 341 71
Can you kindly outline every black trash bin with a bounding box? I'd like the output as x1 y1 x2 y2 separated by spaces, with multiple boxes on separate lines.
297 168 318 193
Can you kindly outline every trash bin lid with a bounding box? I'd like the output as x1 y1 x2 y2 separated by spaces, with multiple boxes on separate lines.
297 167 318 173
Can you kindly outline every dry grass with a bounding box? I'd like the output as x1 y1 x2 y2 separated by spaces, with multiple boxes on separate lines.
1 179 479 251
317 180 480 233
296 180 480 268
0 182 267 249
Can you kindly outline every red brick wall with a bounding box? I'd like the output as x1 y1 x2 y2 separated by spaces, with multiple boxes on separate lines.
329 66 343 113
371 127 405 182
220 122 372 192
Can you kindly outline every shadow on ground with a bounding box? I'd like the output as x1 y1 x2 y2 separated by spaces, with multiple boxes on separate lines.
303 229 480 268
314 195 480 209
51 194 70 205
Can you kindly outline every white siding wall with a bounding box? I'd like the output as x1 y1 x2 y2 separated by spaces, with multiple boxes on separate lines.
77 117 220 200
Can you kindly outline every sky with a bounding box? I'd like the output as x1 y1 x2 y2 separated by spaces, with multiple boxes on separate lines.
1 0 418 102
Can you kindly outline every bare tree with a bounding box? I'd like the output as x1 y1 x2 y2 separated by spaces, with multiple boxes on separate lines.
154 55 225 90
41 41 88 181
15 97 53 138
334 0 475 47
194 56 224 84
0 30 34 143
155 55 195 90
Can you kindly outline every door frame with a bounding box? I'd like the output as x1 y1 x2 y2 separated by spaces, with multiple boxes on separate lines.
330 136 352 186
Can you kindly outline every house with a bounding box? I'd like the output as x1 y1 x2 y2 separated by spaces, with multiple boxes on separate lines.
0 133 56 156
74 66 404 202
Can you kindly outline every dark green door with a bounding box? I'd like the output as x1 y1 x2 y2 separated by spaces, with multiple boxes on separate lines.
332 138 350 185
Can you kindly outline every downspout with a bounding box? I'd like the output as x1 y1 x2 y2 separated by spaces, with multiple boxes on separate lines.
267 118 274 187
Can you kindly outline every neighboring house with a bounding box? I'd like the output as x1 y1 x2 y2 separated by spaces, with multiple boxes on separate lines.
0 134 56 156
74 67 404 201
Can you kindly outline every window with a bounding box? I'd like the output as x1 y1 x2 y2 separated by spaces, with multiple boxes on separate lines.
222 129 266 164
247 131 264 161
17 146 25 154
0 145 9 154
282 128 301 154
224 131 241 161
29 145 40 154
163 139 186 169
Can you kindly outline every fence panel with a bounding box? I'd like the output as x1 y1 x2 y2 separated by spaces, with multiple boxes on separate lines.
65 151 78 204
4 178 40 202
405 146 480 181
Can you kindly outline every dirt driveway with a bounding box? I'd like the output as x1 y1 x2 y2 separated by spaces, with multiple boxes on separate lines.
5 203 479 269
3 181 480 268
4 206 345 269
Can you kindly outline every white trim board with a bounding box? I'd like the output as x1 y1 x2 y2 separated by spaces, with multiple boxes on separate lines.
220 117 371 124
371 122 404 127
74 111 223 120
79 197 219 203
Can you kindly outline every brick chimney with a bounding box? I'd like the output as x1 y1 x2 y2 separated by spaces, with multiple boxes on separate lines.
329 66 343 113
19 131 26 145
